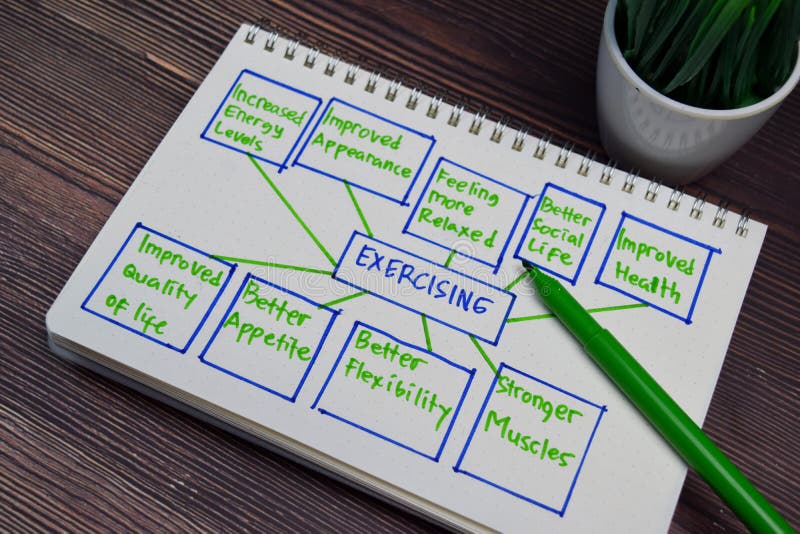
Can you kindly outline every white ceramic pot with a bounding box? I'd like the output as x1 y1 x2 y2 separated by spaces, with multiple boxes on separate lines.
596 0 800 185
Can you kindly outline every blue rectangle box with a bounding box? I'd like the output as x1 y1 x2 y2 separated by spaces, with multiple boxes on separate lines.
595 212 721 324
311 320 475 461
403 157 532 274
200 69 322 173
332 231 516 346
453 363 606 517
513 182 606 286
81 222 236 354
291 97 436 205
198 272 339 402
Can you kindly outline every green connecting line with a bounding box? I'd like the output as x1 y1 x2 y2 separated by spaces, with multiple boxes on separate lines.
444 249 457 268
506 312 556 323
470 303 646 374
248 154 337 267
504 270 530 291
211 256 333 276
506 302 648 323
344 180 373 238
470 335 498 376
318 290 369 309
421 314 432 352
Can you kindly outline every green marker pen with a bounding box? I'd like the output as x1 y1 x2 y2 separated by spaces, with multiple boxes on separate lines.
521 261 793 534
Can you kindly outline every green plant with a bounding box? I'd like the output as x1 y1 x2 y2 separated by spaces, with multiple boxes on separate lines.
616 0 800 109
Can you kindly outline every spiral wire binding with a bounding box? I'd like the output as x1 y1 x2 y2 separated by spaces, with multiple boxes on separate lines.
533 133 551 159
511 128 527 152
427 96 442 119
644 180 661 202
469 112 486 135
621 171 639 193
244 19 752 237
324 56 339 76
304 48 320 68
344 63 359 85
600 162 616 185
577 152 595 177
736 210 750 237
406 88 422 110
284 39 300 60
668 187 684 210
690 193 707 220
448 104 464 127
713 201 729 228
365 71 380 93
385 79 401 102
491 119 507 143
555 143 574 168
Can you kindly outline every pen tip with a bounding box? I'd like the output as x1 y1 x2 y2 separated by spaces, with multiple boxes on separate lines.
521 260 538 274
521 260 551 294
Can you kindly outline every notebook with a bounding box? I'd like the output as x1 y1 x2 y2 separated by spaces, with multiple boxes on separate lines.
46 21 766 533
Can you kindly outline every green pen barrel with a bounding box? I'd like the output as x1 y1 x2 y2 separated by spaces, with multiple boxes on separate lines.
584 331 794 534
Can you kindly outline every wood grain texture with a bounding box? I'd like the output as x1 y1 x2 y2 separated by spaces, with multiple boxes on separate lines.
1 1 798 532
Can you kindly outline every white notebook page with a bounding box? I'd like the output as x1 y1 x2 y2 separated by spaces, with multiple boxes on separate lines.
47 24 765 533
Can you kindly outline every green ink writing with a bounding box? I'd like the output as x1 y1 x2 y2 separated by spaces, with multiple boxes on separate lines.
416 207 498 247
615 227 696 275
104 294 129 316
217 279 319 362
525 196 595 267
414 166 502 249
610 226 699 305
241 280 312 326
338 327 455 432
322 105 403 148
213 120 264 152
614 261 681 304
427 189 475 216
354 328 428 370
137 232 225 287
495 375 583 424
342 356 452 431
483 410 576 467
539 195 593 226
103 292 167 335
121 263 198 310
209 81 309 153
222 311 311 361
432 166 499 207
308 105 414 179
310 131 412 178
223 104 284 138
231 82 308 126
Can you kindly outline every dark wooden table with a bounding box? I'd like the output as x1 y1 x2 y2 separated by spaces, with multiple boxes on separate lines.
2 1 798 532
